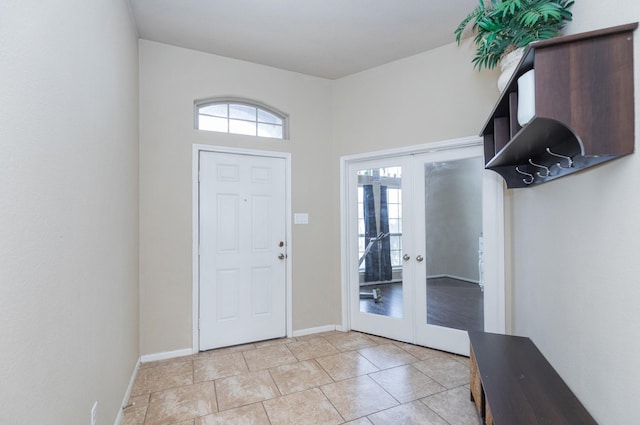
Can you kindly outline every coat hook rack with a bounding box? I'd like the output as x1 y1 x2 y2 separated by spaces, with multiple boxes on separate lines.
515 166 534 185
528 159 550 178
546 147 573 169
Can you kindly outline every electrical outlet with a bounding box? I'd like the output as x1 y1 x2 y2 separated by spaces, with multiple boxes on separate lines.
91 401 97 425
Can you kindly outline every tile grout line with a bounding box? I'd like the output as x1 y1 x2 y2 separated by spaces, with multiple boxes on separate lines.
259 400 274 425
317 384 347 424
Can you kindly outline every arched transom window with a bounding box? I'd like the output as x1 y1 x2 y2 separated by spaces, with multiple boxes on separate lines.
195 98 288 139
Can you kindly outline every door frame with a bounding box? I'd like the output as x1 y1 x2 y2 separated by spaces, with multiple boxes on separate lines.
339 136 506 342
192 144 293 353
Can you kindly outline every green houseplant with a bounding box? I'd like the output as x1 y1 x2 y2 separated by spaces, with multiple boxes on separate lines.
455 0 574 71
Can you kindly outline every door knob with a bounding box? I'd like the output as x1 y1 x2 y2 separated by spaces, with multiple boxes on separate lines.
402 254 411 261
278 253 286 260
416 255 424 262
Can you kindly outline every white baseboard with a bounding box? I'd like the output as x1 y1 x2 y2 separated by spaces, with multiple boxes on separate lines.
113 347 197 424
428 274 480 285
113 358 140 425
292 324 341 337
140 348 193 364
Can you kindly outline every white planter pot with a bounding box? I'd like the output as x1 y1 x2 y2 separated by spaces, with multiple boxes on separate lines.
497 47 525 92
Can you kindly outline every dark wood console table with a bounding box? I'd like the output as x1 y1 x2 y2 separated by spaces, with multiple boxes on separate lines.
468 331 597 425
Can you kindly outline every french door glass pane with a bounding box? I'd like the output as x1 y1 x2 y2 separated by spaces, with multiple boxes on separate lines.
424 157 484 332
357 167 403 318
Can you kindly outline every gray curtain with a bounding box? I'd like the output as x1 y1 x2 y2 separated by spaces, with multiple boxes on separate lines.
378 185 392 281
363 185 392 282
363 185 378 282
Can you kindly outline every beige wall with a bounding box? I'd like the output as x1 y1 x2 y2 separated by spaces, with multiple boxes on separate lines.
331 41 500 157
509 2 640 424
0 1 140 424
138 41 336 355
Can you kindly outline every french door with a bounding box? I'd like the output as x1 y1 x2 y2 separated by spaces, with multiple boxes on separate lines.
346 142 503 355
348 156 415 343
412 149 485 354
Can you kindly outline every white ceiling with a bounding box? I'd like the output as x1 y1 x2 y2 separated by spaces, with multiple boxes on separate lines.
129 0 477 80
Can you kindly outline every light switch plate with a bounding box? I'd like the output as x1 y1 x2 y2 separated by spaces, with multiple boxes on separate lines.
294 213 309 224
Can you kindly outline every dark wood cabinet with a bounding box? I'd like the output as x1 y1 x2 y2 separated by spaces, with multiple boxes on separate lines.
481 23 637 188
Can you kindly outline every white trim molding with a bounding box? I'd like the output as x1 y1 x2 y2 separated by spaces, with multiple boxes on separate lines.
482 170 506 333
292 325 341 338
113 358 141 425
140 348 194 364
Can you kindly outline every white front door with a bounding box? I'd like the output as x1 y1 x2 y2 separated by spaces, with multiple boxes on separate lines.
198 151 287 350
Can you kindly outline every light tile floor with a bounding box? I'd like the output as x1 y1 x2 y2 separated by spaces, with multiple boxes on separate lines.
122 331 481 425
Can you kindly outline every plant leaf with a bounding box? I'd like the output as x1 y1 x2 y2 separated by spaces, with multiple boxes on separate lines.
456 0 574 71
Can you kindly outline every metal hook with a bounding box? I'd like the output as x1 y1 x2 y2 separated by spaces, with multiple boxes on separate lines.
528 159 550 178
515 166 535 185
545 147 573 169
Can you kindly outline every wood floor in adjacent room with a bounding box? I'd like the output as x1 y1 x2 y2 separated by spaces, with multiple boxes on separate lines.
360 277 484 332
122 331 480 425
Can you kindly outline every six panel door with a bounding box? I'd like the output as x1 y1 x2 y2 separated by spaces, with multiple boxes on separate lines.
199 151 287 350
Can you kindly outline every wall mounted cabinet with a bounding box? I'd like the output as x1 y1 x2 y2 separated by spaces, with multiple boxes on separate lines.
481 23 637 188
